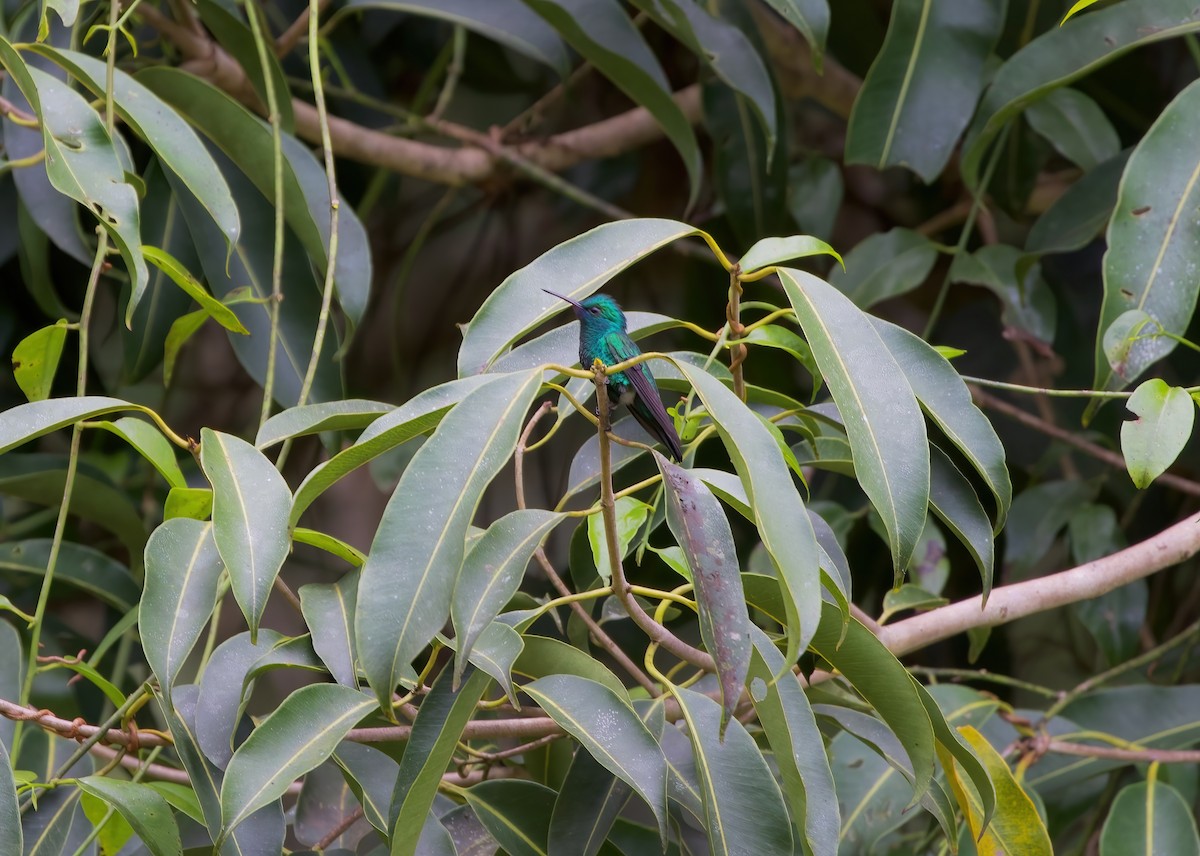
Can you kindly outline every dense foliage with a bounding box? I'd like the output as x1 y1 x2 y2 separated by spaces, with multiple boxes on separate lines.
3 0 1200 853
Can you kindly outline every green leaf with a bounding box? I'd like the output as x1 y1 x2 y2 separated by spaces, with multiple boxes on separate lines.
810 602 936 805
521 0 702 208
1026 152 1127 256
948 726 1052 856
655 453 750 729
463 780 556 856
514 635 629 701
0 43 148 322
0 740 21 854
140 519 223 702
672 687 794 856
333 0 569 75
293 528 365 567
549 747 632 856
1101 778 1200 856
332 740 398 835
948 244 1057 344
219 684 374 840
781 269 929 579
163 309 208 388
196 630 291 767
1093 76 1200 395
587 496 651 584
0 395 136 455
26 45 241 258
200 429 292 642
356 369 541 706
300 574 360 687
1025 87 1119 171
459 621 523 704
788 156 843 242
291 376 494 526
1121 379 1196 488
11 321 67 402
676 363 822 667
0 539 140 611
845 0 1004 182
256 400 393 448
760 0 828 67
77 777 182 856
165 487 213 521
390 667 492 856
452 509 563 687
739 235 842 274
871 317 1010 530
141 246 249 334
525 675 669 843
748 630 838 856
93 416 187 489
631 0 776 151
961 0 1200 190
458 219 709 375
928 447 995 599
828 228 937 309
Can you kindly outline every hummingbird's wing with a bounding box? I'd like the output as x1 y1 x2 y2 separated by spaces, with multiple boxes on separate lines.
611 337 684 462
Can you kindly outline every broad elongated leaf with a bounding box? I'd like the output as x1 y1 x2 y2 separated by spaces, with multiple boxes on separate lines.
1121 380 1195 488
141 519 223 701
961 0 1200 189
1025 87 1119 171
513 635 629 700
0 42 148 320
672 687 794 856
677 363 821 666
356 369 541 705
220 684 374 840
463 780 556 856
522 0 702 207
548 747 631 856
0 740 18 853
829 228 937 309
0 395 137 455
28 45 240 254
1026 152 1128 257
0 538 140 610
335 0 569 74
77 777 182 856
748 630 838 856
201 429 292 641
846 0 1003 182
257 400 393 448
928 447 995 598
94 416 187 489
947 727 1052 856
458 219 707 375
870 317 1010 529
739 235 841 274
655 453 750 728
1100 778 1200 856
291 376 494 526
300 574 360 687
948 244 1056 343
452 509 563 686
1093 77 1200 394
197 630 290 768
332 740 399 834
141 245 248 334
761 0 829 67
525 675 668 843
391 667 492 856
781 269 929 578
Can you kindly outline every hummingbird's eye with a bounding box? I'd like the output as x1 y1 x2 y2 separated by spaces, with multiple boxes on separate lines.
590 307 601 315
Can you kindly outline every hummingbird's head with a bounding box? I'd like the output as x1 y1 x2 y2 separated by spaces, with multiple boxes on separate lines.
543 290 627 332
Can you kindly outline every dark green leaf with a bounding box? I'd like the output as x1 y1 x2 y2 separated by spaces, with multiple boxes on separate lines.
548 747 632 856
256 400 393 448
787 156 843 241
219 684 375 840
513 635 629 700
463 779 556 856
828 228 937 309
947 244 1056 344
300 574 360 687
141 519 223 702
1100 779 1200 856
332 740 399 835
845 0 1003 181
1025 87 1119 171
197 630 290 768
356 369 540 705
77 776 183 856
0 538 140 611
1026 152 1127 256
201 429 292 641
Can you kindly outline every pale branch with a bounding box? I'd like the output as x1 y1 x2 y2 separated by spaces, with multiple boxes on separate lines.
1041 740 1200 764
877 510 1200 659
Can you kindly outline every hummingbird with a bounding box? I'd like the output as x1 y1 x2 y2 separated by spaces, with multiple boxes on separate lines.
544 290 684 462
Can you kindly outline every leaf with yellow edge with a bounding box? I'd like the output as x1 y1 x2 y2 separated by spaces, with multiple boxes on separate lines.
943 726 1052 856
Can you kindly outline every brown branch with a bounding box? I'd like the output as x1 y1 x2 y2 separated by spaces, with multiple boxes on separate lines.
592 364 715 672
315 806 364 850
973 387 1200 497
1044 740 1200 764
274 0 332 58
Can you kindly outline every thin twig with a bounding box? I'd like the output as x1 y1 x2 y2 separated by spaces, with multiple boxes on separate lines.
973 387 1200 497
314 806 365 850
1044 740 1200 763
274 0 331 56
592 363 715 672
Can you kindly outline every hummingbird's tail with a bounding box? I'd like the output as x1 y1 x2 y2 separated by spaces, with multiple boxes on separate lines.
628 399 684 462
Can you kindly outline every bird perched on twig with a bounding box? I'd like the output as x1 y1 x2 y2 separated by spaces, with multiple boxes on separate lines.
544 290 684 462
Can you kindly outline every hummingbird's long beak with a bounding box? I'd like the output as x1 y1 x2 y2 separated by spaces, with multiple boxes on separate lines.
542 288 583 310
